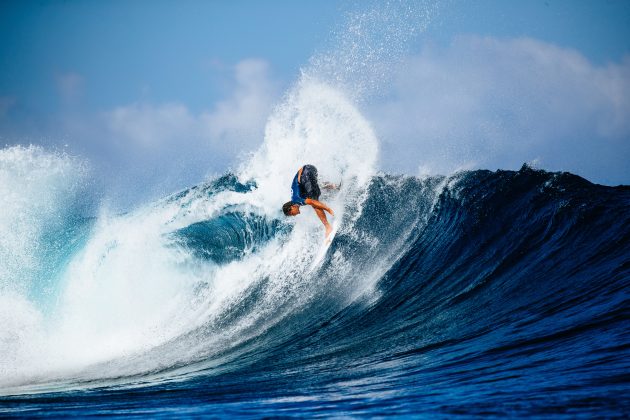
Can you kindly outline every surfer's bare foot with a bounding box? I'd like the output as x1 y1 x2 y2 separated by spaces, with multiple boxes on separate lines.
325 224 333 243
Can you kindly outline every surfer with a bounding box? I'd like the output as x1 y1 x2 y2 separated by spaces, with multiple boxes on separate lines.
282 164 337 241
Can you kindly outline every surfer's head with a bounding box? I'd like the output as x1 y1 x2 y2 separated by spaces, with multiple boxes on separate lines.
282 201 300 216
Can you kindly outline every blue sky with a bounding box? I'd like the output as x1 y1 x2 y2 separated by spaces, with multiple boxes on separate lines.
1 0 629 202
0 1 341 112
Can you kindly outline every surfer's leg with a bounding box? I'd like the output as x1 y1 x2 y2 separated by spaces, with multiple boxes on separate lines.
314 207 332 239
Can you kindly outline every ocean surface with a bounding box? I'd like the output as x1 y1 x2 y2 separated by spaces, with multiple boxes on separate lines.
1 143 629 417
2 0 629 415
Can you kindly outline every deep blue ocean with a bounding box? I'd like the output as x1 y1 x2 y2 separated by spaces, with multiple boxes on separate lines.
1 162 629 418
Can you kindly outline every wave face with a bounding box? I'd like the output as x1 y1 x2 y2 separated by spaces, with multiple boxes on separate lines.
1 146 629 416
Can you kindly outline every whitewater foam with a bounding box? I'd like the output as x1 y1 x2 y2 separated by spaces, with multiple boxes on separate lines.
0 1 439 392
0 74 388 392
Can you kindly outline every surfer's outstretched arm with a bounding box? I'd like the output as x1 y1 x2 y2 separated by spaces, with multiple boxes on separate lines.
305 198 334 216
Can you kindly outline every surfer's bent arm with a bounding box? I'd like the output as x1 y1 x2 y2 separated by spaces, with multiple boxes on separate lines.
305 198 334 216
